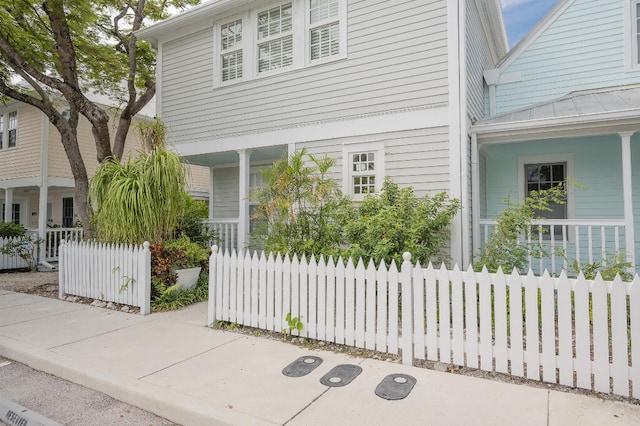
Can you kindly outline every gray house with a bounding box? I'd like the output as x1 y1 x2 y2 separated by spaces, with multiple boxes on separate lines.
138 0 508 266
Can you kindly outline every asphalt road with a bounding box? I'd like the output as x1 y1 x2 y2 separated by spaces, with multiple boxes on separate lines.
0 356 177 426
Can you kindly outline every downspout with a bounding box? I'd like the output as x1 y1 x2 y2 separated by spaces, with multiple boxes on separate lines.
620 132 636 271
448 0 465 266
471 132 480 258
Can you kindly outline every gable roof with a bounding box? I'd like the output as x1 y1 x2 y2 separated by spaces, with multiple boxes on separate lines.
496 0 574 71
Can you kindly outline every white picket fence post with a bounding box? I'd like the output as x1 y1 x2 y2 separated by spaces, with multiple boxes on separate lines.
58 239 67 299
400 252 413 365
139 242 151 315
208 245 219 326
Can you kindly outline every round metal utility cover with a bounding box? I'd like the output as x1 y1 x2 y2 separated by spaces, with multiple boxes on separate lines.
320 364 362 387
375 374 417 400
282 356 323 377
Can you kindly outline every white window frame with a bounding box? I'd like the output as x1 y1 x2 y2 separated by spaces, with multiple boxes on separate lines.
256 2 295 75
213 0 347 88
306 0 347 64
518 154 575 240
214 13 249 87
7 111 17 148
625 0 640 71
342 142 384 200
0 110 18 150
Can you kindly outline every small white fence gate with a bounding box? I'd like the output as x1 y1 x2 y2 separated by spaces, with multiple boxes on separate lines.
208 247 640 398
58 240 151 314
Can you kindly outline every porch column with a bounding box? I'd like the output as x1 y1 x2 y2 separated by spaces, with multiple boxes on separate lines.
620 132 636 270
238 149 252 253
38 184 48 263
4 188 13 223
208 166 215 220
471 133 480 258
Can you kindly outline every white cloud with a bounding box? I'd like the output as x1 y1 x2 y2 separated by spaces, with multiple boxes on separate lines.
501 0 534 9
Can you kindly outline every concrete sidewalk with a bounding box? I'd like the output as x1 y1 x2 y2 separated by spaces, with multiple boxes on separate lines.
0 291 639 426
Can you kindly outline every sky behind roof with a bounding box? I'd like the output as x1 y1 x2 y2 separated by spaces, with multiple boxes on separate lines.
501 0 562 48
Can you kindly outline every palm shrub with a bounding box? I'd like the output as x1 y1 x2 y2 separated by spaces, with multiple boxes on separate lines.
89 119 187 245
343 178 460 266
250 148 353 258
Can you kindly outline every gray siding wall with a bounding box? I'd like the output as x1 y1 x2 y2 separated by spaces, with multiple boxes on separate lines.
299 126 451 197
465 0 496 122
160 0 449 145
212 167 240 218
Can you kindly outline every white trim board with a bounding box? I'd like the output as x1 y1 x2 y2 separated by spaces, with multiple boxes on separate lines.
174 106 449 157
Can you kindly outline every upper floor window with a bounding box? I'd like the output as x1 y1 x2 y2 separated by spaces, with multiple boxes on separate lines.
309 0 340 61
220 19 243 82
257 3 293 73
7 111 17 148
625 0 640 70
0 111 17 150
214 0 346 87
636 1 640 65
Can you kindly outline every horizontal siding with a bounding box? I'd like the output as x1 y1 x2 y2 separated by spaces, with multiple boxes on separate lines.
298 126 450 196
466 0 495 121
212 167 240 218
161 0 450 145
483 135 625 220
0 106 41 180
48 114 146 179
496 0 640 114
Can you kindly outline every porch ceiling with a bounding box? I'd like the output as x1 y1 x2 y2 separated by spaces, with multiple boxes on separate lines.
181 145 287 167
473 85 640 143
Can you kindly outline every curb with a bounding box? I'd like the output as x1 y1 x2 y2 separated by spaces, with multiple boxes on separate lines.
0 339 274 426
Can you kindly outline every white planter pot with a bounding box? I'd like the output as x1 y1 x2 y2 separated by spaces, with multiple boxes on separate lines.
175 266 202 290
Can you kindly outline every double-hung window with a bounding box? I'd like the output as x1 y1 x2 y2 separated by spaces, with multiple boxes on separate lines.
309 0 340 61
257 3 293 73
214 0 346 86
625 0 640 70
8 111 17 148
0 111 17 150
524 162 567 240
636 1 640 66
220 19 243 83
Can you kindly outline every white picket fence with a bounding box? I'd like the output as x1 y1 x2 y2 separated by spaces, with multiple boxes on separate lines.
0 237 29 270
58 240 151 315
208 247 640 398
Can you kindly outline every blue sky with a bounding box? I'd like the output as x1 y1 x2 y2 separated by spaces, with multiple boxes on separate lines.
501 0 561 48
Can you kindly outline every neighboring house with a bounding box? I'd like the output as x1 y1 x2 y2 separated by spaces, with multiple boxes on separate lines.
137 0 508 265
0 98 209 264
471 0 640 273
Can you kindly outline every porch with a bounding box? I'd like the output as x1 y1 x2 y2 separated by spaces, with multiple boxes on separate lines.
183 145 288 252
471 85 640 275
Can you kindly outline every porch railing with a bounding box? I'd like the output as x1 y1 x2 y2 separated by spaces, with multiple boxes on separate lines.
203 218 239 252
478 219 632 275
25 227 84 262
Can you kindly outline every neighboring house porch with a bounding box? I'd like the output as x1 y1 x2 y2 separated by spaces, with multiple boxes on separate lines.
471 85 640 274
